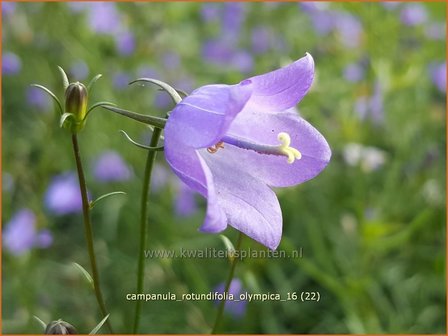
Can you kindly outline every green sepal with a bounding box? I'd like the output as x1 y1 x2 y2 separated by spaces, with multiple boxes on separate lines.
33 315 47 331
30 84 63 115
129 77 182 104
86 101 116 118
89 191 126 209
87 74 103 92
120 130 164 151
101 105 167 129
57 66 69 90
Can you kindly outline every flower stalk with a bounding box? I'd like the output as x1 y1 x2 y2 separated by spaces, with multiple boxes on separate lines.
133 127 163 334
71 134 113 334
211 232 244 334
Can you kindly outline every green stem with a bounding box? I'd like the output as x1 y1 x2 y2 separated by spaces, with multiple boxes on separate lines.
71 135 113 334
211 232 244 334
133 127 163 334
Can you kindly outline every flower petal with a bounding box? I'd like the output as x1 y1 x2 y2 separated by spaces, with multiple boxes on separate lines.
201 151 282 250
164 134 227 232
224 108 331 187
166 81 252 149
248 53 314 112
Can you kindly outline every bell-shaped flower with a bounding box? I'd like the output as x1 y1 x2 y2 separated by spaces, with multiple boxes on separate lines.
164 53 331 249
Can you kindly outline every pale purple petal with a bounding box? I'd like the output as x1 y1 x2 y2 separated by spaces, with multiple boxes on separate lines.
201 152 282 250
224 109 331 187
165 132 228 232
93 151 132 182
248 53 314 112
45 173 83 215
166 81 252 148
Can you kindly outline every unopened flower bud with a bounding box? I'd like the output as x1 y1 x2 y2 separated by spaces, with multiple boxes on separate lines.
45 320 77 334
65 82 88 121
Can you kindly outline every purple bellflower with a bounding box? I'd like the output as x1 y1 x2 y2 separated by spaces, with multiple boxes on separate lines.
45 172 83 215
3 209 53 256
164 54 331 250
93 150 132 182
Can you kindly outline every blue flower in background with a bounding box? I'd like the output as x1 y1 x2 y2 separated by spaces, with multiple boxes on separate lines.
2 2 16 16
343 63 365 83
93 151 132 182
45 173 83 215
430 62 446 94
3 209 53 256
113 71 132 90
174 183 198 217
400 3 428 26
27 86 52 112
2 52 21 75
214 279 247 319
115 31 136 56
70 60 89 81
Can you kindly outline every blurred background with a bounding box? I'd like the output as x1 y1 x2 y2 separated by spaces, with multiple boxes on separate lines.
2 1 446 334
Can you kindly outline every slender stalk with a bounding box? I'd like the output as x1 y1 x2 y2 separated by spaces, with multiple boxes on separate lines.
133 127 163 334
71 134 113 334
211 232 244 334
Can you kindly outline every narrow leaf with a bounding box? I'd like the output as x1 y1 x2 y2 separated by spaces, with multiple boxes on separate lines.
57 66 69 90
90 191 126 209
120 130 164 151
33 315 47 330
220 235 235 260
130 78 182 104
87 74 103 91
73 262 94 288
30 84 63 114
89 314 110 335
101 105 167 129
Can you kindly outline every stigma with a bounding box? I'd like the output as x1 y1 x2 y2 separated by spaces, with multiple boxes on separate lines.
219 132 302 164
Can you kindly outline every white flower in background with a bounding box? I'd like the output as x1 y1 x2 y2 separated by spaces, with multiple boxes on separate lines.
343 143 387 172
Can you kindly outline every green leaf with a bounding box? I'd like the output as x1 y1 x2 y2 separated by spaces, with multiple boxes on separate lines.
220 234 235 260
119 130 164 151
57 65 69 90
59 112 75 128
87 74 103 92
30 84 63 114
89 314 110 335
89 191 127 209
73 262 94 288
130 77 182 104
101 105 167 129
33 315 47 331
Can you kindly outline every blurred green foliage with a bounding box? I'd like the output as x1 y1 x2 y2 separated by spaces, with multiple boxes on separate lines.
2 2 446 334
